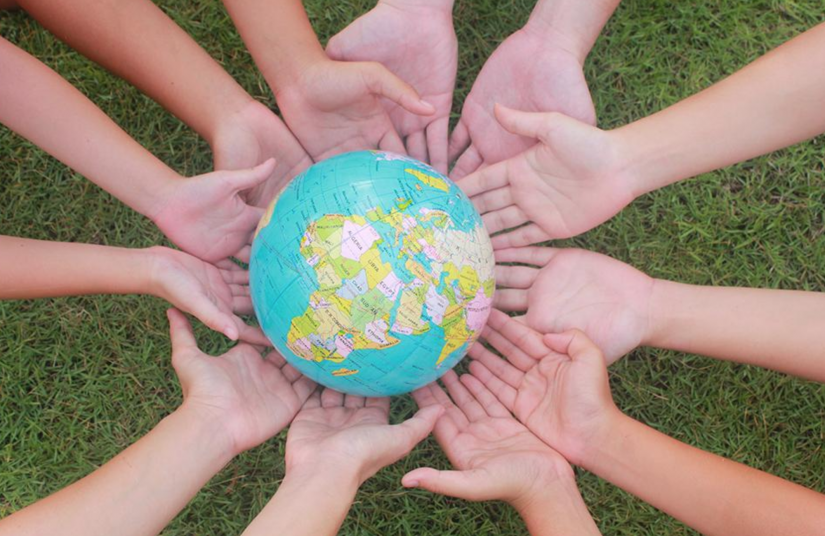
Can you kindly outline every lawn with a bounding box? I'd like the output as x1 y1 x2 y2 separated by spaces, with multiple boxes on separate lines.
1 0 824 534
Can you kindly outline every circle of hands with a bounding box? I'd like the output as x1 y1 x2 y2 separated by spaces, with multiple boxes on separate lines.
158 0 650 505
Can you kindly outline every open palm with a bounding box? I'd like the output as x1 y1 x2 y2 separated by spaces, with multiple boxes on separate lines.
326 0 456 173
493 247 654 364
468 311 615 466
405 372 573 506
459 106 634 249
450 28 596 180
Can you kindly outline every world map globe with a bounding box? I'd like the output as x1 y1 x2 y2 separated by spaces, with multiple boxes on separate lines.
250 151 495 396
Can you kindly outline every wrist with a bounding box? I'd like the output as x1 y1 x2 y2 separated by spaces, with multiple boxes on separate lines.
142 246 178 301
171 403 238 466
509 460 576 513
524 0 618 64
514 471 601 536
380 0 454 12
285 460 362 492
644 278 700 351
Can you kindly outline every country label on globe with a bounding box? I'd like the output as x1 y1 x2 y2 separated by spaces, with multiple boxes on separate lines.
250 151 495 396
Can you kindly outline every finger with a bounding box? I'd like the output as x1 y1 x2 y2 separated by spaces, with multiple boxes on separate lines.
493 289 529 312
429 381 469 429
232 296 254 315
344 394 366 408
468 360 517 410
494 104 557 142
487 309 549 360
221 268 249 285
321 388 344 408
426 117 450 175
459 158 511 198
482 206 529 235
366 397 391 412
544 329 605 366
495 247 559 267
467 342 523 388
406 130 428 164
215 258 243 271
378 127 408 155
293 376 318 403
325 32 345 59
184 293 240 341
233 245 252 264
441 370 487 421
364 62 435 116
448 119 471 164
236 320 271 347
390 405 443 449
302 389 322 409
450 145 483 182
491 224 553 250
265 349 287 367
230 284 251 297
166 308 199 353
230 158 277 193
459 374 510 418
471 186 513 215
411 385 440 409
413 384 461 443
402 467 492 501
282 364 302 383
495 265 538 289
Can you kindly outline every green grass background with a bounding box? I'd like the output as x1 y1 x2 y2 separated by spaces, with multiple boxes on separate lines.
1 0 824 534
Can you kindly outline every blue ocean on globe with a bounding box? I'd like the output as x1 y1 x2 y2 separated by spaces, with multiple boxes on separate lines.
250 151 495 396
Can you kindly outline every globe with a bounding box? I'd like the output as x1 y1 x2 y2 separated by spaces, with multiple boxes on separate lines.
249 151 495 396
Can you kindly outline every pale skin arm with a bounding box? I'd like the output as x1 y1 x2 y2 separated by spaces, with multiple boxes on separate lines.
0 236 269 344
647 282 825 382
0 36 176 219
525 0 622 63
0 405 234 536
618 21 825 196
0 309 315 536
586 410 825 536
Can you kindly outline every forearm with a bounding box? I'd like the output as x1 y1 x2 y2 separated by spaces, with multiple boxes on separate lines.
515 477 602 536
0 404 235 536
647 280 825 382
221 0 326 93
242 465 359 536
0 237 162 300
616 22 825 195
585 412 825 536
524 0 621 62
0 37 178 218
15 0 254 145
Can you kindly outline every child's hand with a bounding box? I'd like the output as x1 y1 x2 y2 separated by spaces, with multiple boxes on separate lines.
212 100 312 208
152 159 275 262
469 311 618 467
459 105 634 248
450 28 596 180
276 59 435 162
147 246 268 345
326 0 456 173
285 389 442 486
494 247 654 364
402 371 575 511
168 309 315 457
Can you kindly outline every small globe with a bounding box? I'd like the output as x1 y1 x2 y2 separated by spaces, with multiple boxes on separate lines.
250 151 495 396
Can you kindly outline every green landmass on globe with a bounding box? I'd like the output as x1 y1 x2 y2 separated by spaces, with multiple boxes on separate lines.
250 151 495 396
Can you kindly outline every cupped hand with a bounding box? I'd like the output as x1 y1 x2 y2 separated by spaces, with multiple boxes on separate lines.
148 246 269 346
167 309 316 456
403 371 574 510
459 105 634 248
212 100 312 208
450 27 596 180
152 159 275 262
276 59 435 162
493 247 654 364
468 310 617 466
285 389 442 485
326 0 456 173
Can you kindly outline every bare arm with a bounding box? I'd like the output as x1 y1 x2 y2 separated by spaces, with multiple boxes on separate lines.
648 282 825 382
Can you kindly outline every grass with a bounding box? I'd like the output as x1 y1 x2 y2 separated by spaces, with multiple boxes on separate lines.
1 0 824 534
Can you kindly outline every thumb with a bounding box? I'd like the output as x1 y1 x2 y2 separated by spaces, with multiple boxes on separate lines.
167 308 199 355
543 329 605 366
361 62 435 116
325 33 346 60
402 468 493 501
391 405 443 447
494 103 560 143
230 158 277 193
